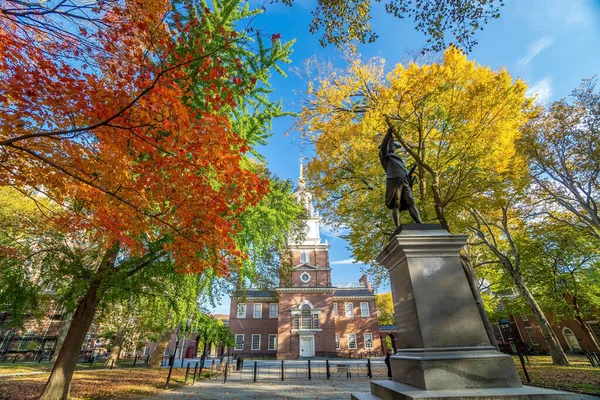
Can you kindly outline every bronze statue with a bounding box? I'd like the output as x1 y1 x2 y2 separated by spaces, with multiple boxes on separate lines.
379 127 422 225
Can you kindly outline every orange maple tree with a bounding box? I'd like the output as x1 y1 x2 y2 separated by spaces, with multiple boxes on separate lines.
0 0 288 398
0 0 266 273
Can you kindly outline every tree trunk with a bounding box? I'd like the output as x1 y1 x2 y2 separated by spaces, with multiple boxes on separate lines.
460 253 499 351
39 243 119 400
149 329 172 368
51 312 72 363
512 272 569 365
104 328 126 367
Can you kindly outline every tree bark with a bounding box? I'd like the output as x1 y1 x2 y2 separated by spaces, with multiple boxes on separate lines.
512 272 569 365
574 314 600 353
149 329 172 368
39 243 119 400
104 327 126 367
460 253 499 351
51 312 72 363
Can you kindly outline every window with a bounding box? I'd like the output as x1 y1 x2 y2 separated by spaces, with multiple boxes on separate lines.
348 333 357 349
143 347 149 356
293 314 299 329
525 327 539 346
164 347 170 357
237 303 247 318
345 303 354 317
312 314 319 329
251 334 261 351
253 303 262 318
19 330 34 350
300 272 311 283
268 334 278 350
300 250 310 264
269 303 279 318
335 334 340 350
301 305 312 329
360 302 370 317
333 303 338 317
497 303 504 312
81 332 90 351
521 313 528 322
364 333 373 350
235 334 244 350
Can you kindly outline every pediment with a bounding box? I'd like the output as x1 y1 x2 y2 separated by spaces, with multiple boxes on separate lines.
294 263 317 270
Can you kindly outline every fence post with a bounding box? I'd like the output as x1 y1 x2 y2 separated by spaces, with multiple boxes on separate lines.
326 360 330 379
223 361 229 383
185 363 191 383
193 361 199 384
385 352 392 379
281 359 284 381
90 356 94 366
367 358 372 379
308 359 311 380
133 354 138 367
165 362 174 388
253 361 257 382
198 358 204 378
146 355 150 364
12 355 18 364
517 353 530 383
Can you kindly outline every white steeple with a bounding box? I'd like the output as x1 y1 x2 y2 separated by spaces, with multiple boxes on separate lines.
294 159 323 246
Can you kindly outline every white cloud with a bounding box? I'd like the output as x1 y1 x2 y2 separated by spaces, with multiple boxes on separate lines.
518 36 554 65
527 77 553 104
330 258 359 265
320 220 349 238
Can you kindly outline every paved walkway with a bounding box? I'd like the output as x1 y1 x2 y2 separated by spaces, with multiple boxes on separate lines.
148 378 372 399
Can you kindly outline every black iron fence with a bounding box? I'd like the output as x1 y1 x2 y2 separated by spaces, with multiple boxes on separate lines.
221 358 389 383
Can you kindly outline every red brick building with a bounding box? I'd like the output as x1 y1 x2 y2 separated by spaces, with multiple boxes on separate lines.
228 163 381 359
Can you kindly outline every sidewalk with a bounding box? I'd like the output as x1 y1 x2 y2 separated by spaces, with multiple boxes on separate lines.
148 378 372 399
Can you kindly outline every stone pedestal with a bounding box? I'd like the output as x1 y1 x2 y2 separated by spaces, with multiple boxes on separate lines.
351 225 580 399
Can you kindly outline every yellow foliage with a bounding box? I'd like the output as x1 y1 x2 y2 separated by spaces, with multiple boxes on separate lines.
299 48 534 266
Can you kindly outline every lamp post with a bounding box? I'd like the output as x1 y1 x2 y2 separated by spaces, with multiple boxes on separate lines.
499 318 530 383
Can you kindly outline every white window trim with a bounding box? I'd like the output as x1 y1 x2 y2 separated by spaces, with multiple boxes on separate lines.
251 334 261 351
237 303 247 318
253 303 262 319
269 303 279 318
335 333 340 350
364 333 373 350
268 334 278 350
300 272 311 283
345 302 354 317
347 333 357 350
521 312 528 321
333 303 338 317
360 302 370 317
235 334 244 351
300 250 310 264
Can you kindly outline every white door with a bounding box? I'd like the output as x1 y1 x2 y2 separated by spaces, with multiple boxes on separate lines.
300 336 314 357
563 328 581 352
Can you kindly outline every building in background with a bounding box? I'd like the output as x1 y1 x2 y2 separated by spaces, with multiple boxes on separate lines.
228 162 381 358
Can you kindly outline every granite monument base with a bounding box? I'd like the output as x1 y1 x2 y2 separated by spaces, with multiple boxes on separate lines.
351 381 586 400
350 225 580 399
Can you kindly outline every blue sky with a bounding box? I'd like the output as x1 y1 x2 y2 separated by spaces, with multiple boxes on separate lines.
211 0 600 314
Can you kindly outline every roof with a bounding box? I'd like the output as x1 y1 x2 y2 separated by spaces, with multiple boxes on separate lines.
233 289 275 299
332 288 375 297
379 325 397 331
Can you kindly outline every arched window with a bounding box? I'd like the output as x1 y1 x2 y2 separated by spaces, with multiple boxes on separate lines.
301 304 312 329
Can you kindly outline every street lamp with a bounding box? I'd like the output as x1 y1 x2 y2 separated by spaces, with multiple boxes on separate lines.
498 318 530 383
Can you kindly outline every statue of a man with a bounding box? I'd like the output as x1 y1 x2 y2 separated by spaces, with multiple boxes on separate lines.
379 127 422 226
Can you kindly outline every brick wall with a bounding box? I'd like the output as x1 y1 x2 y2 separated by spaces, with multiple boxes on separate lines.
229 300 279 354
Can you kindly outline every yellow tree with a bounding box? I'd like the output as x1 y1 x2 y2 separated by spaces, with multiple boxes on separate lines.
299 47 532 348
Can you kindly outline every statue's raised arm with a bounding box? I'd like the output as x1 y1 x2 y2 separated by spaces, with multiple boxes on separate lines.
379 126 422 226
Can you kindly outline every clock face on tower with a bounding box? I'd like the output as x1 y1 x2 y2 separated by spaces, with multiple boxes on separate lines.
300 272 311 283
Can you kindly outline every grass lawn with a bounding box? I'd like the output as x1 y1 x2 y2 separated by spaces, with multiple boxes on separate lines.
0 366 210 400
0 360 146 376
513 355 600 395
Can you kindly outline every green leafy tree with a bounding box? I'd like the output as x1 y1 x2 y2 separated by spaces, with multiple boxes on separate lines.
279 0 504 52
375 293 395 325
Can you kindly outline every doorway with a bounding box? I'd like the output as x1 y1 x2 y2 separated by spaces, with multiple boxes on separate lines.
563 328 581 352
299 335 314 357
